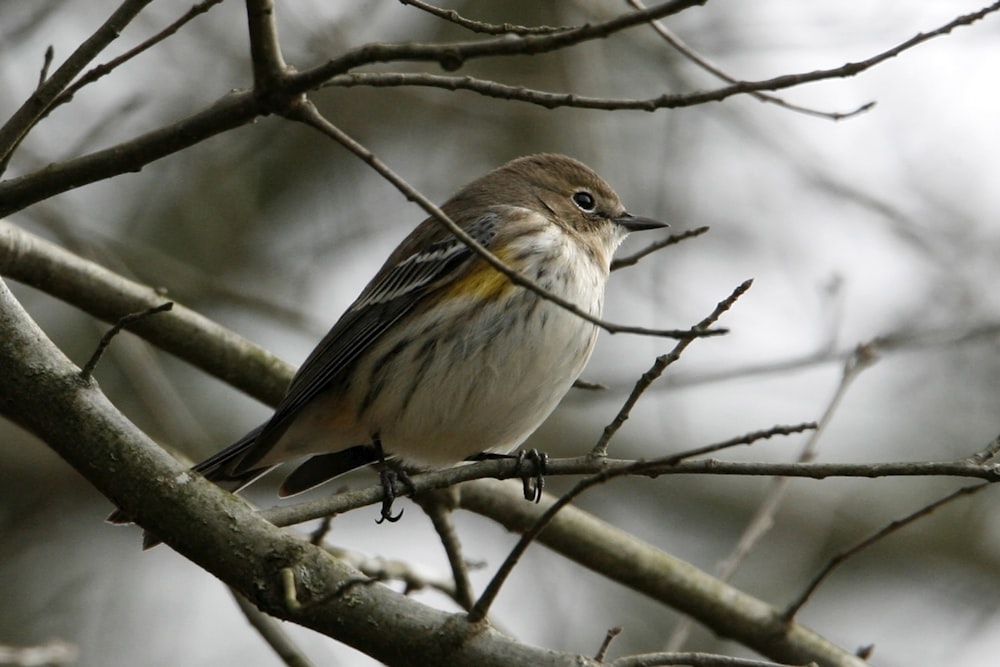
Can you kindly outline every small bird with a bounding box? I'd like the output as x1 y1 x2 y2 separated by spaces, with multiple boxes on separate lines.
110 153 665 526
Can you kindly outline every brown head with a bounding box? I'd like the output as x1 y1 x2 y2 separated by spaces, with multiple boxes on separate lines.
446 153 666 240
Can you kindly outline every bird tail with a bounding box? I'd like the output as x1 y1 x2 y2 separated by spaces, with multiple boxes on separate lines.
105 428 381 537
278 444 382 497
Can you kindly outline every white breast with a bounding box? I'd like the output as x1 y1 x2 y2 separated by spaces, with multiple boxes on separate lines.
364 225 609 464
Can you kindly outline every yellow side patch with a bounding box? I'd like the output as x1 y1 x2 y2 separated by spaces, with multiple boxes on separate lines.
446 258 517 302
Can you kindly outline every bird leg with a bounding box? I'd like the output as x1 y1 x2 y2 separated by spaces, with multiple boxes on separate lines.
466 448 548 503
373 438 411 524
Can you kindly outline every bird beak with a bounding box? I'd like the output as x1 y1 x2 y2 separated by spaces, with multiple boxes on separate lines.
613 213 669 232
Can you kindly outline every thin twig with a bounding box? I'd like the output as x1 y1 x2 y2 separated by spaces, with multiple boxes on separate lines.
246 0 290 91
0 0 155 172
400 0 574 35
412 489 476 610
301 0 706 83
308 516 333 545
261 450 1000 530
468 413 808 623
608 652 801 667
6 2 994 217
611 226 709 271
668 342 878 650
231 590 316 667
48 0 226 114
592 279 752 457
36 45 55 89
287 101 722 341
720 343 877 565
79 301 173 379
966 434 1000 465
662 423 818 465
467 464 630 622
595 626 623 662
782 482 991 620
626 0 874 121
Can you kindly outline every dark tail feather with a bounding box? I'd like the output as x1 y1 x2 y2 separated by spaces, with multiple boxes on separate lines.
278 444 381 497
105 425 272 526
189 424 273 491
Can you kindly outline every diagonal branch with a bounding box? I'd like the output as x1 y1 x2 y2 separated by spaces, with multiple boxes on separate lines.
293 0 706 85
4 2 994 217
287 101 722 340
399 0 575 35
47 0 227 117
592 279 752 456
782 482 991 620
626 0 874 121
0 220 293 406
0 0 155 171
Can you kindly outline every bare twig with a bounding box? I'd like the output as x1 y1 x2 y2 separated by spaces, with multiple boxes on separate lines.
611 226 710 271
308 516 333 545
261 452 1000 530
5 2 994 216
79 301 173 379
642 321 1000 393
719 343 877 565
783 482 991 620
412 488 476 610
287 101 721 341
302 0 706 82
246 0 290 90
966 434 1000 465
662 423 818 465
48 0 226 114
668 342 878 649
400 0 574 35
0 0 154 172
456 479 869 667
468 415 809 624
231 591 317 667
324 545 458 599
608 653 802 667
626 0 874 121
36 45 55 89
595 626 623 662
592 279 752 457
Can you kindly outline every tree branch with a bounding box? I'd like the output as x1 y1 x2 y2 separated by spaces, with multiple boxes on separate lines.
0 276 608 667
287 101 721 340
0 0 155 171
459 480 868 667
0 220 292 406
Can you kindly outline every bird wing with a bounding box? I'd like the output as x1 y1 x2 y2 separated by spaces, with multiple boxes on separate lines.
230 212 501 473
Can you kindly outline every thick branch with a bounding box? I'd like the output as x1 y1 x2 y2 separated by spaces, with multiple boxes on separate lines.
0 276 601 667
4 1 994 216
459 480 868 667
0 220 291 406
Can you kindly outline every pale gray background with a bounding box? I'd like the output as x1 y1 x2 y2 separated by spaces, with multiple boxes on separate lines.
1 2 998 665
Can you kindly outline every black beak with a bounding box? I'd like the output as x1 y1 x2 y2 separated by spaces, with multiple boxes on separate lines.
613 213 668 232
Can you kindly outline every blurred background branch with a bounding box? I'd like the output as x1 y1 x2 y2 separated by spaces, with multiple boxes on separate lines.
1 1 999 666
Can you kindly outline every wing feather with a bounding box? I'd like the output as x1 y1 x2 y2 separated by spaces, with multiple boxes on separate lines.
231 212 500 472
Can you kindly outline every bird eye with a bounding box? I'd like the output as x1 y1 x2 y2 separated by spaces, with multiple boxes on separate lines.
572 191 596 212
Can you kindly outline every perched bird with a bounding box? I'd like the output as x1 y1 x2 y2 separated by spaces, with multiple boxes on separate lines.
110 153 666 527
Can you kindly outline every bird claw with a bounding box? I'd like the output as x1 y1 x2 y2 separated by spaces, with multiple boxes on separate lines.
376 466 409 524
516 449 548 503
